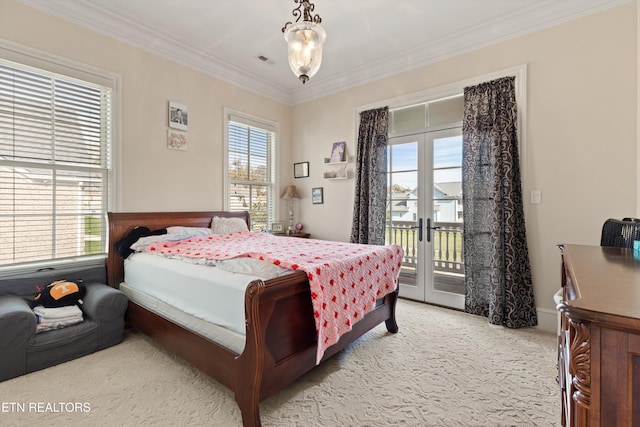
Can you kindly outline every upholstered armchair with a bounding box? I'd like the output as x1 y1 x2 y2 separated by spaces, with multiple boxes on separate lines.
0 265 127 382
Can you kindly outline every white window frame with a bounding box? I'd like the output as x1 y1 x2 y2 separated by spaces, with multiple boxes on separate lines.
223 107 278 230
0 40 120 274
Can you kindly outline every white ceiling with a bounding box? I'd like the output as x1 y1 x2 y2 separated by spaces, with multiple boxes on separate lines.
18 0 631 105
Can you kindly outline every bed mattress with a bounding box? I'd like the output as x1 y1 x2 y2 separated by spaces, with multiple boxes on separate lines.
121 252 290 354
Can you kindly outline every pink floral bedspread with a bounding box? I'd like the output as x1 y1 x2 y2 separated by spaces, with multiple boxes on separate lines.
144 231 403 363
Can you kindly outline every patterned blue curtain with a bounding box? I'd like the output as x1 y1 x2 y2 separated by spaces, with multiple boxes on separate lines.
350 107 388 245
462 77 537 328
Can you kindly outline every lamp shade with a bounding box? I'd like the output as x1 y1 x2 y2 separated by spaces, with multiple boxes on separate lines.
283 21 326 84
281 185 300 199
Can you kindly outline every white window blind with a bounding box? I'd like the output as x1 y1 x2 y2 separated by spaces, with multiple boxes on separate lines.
0 59 112 267
227 117 276 231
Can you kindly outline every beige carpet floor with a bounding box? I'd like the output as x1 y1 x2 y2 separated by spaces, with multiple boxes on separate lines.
0 299 560 426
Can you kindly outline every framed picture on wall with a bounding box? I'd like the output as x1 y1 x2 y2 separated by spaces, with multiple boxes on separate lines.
294 161 309 178
169 101 188 130
167 130 188 151
312 187 323 204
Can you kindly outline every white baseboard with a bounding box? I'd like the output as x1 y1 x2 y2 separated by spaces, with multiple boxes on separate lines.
536 307 559 334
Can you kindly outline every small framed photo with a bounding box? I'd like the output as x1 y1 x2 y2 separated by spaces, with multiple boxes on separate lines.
330 141 346 163
167 130 188 151
271 222 284 233
312 187 323 204
294 161 309 178
169 101 188 130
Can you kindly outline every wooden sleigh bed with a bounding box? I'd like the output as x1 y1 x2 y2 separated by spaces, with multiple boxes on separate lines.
106 211 399 427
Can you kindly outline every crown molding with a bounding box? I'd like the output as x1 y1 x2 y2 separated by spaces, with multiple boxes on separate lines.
16 0 295 104
288 0 632 105
17 0 632 106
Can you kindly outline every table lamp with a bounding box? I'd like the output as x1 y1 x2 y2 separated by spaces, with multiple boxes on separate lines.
281 185 300 234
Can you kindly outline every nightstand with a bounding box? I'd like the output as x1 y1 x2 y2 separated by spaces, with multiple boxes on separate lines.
274 232 311 238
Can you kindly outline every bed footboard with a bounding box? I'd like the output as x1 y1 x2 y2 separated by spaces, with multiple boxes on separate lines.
237 273 398 426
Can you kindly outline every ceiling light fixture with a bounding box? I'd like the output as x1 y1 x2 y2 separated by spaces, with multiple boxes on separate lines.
281 0 326 84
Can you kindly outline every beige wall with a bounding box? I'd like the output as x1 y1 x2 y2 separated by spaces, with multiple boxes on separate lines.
1 1 638 330
0 0 292 214
290 3 638 330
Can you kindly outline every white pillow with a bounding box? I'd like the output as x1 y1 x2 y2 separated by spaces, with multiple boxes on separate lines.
130 234 173 252
210 216 249 234
166 226 212 237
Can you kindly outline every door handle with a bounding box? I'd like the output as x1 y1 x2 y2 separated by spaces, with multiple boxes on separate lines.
426 218 440 243
409 218 423 242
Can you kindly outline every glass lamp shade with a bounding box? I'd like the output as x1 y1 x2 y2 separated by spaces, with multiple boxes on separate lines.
283 21 326 84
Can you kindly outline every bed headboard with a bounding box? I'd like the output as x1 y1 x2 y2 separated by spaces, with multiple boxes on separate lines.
106 211 250 287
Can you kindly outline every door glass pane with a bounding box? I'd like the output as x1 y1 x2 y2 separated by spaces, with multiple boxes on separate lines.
387 142 418 283
432 135 464 294
389 142 417 171
434 135 462 169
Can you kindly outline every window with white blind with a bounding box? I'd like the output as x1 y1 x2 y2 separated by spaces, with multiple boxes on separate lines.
0 50 115 269
224 111 277 231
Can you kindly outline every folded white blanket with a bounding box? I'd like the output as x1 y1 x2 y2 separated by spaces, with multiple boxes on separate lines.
33 305 84 333
33 305 82 319
36 317 83 333
36 314 82 323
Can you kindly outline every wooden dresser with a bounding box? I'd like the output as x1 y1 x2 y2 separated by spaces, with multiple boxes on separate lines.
557 244 640 426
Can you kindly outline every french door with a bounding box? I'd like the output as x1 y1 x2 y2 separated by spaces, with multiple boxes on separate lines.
386 127 465 309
